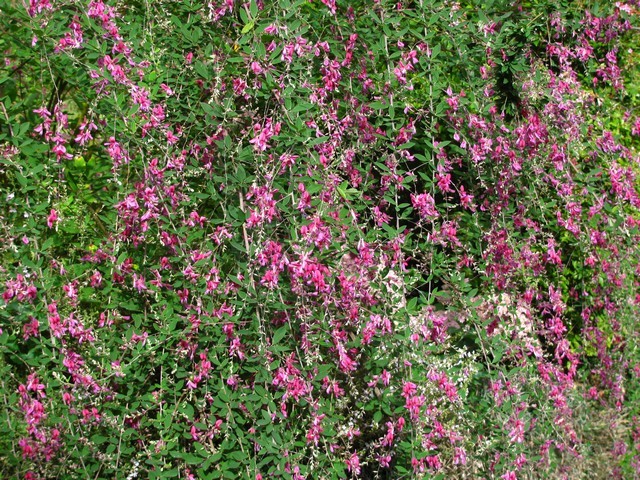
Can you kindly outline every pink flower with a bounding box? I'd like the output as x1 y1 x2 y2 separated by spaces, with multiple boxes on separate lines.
411 193 438 220
74 119 98 145
381 422 395 447
306 413 325 445
405 394 425 420
23 317 40 340
90 270 103 288
47 209 59 228
300 217 332 249
105 137 129 168
260 268 279 289
632 116 640 137
62 391 74 405
454 447 467 465
250 61 263 75
321 0 337 14
249 118 281 152
133 274 147 292
160 83 174 96
373 205 391 226
425 455 442 470
345 452 360 476
402 381 417 398
508 418 525 444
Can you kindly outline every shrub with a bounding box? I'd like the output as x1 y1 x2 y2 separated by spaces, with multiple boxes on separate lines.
1 0 640 478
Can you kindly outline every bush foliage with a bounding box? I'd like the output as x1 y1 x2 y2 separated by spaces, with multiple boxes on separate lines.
1 0 640 478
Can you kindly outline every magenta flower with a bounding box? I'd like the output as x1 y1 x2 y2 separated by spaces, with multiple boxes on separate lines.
411 193 438 220
345 452 360 476
47 209 59 228
249 118 281 152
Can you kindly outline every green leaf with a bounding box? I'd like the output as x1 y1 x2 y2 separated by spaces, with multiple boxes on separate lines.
236 164 246 182
291 102 314 113
272 326 287 344
180 403 195 419
241 21 255 34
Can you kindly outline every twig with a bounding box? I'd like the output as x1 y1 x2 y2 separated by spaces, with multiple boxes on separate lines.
0 103 13 137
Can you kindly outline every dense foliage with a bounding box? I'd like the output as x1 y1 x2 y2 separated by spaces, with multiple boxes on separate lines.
1 0 640 478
